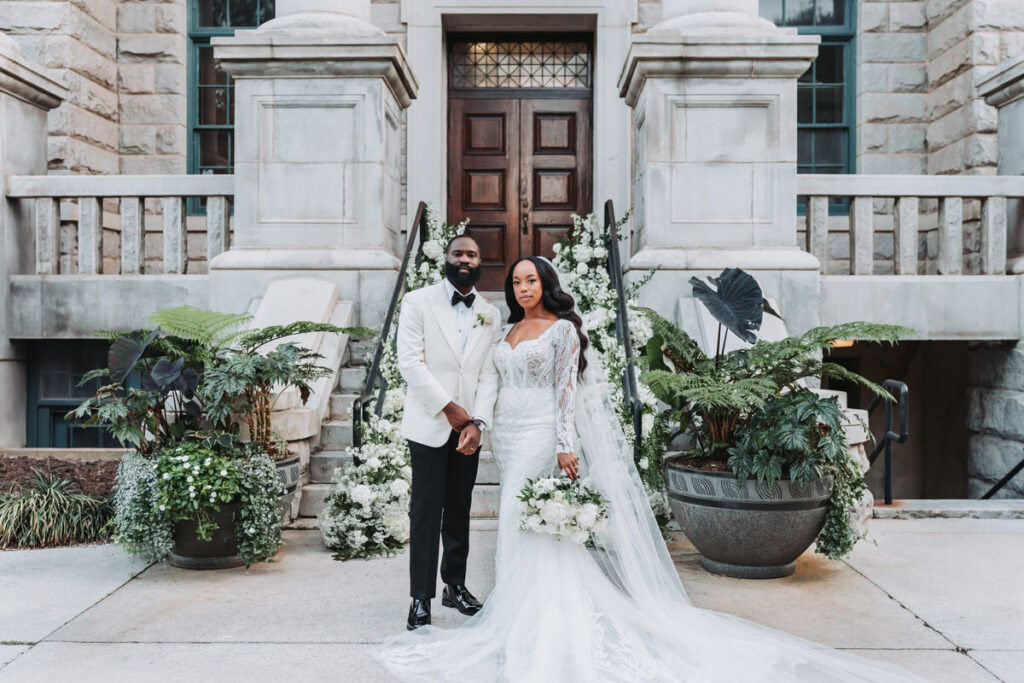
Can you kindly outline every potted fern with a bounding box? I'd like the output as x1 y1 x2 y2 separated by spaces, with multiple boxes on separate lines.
72 305 369 569
640 269 910 578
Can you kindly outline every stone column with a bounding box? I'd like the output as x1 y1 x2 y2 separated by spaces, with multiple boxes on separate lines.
208 0 417 326
980 55 1024 275
967 56 1024 499
0 36 66 447
618 0 822 335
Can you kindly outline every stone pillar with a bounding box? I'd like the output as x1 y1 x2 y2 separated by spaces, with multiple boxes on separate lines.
967 55 1024 499
208 0 417 326
0 36 66 447
618 0 823 334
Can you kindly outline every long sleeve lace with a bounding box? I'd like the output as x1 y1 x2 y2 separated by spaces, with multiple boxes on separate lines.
553 319 580 453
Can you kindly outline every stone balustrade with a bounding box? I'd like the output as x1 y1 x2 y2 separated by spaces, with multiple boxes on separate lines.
5 174 234 276
798 174 1024 277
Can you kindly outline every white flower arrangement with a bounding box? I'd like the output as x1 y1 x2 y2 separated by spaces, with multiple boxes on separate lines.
518 476 609 544
319 205 471 560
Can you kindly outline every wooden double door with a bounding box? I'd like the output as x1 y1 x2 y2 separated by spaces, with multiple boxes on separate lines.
448 97 592 292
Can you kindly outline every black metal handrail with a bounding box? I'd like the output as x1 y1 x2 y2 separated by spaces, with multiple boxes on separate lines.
604 200 643 460
982 452 1024 498
866 379 909 505
351 201 429 451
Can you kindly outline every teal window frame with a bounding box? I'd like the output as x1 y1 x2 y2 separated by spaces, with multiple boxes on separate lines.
759 0 857 214
25 341 139 449
186 0 274 213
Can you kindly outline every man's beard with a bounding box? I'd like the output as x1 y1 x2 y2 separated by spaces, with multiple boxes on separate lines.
445 261 482 288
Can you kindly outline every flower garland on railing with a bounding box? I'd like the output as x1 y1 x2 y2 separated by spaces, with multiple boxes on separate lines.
319 207 468 560
551 213 672 528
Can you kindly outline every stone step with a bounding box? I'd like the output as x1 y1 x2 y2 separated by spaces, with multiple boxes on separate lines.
320 420 353 451
296 482 501 520
328 392 360 422
872 499 1024 519
476 450 499 485
349 338 376 366
310 450 354 484
339 366 368 393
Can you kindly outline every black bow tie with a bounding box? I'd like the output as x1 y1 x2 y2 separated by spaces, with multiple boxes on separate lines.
451 290 476 308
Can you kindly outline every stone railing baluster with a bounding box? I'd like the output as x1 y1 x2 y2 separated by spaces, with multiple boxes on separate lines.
34 197 60 275
850 196 874 275
120 197 143 275
937 197 964 275
893 196 919 275
161 197 187 274
981 196 1007 275
77 197 102 275
806 195 829 272
206 196 230 262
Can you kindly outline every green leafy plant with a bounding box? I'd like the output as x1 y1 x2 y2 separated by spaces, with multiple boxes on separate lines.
638 268 911 560
154 442 243 541
0 471 112 548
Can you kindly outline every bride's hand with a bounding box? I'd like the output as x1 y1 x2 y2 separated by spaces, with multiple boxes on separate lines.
558 452 578 479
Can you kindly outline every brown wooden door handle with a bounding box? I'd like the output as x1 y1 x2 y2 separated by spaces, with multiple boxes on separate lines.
521 213 529 235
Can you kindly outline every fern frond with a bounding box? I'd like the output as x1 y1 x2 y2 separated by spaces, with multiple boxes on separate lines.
148 306 253 347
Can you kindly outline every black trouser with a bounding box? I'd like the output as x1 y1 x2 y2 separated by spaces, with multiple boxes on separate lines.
408 430 480 600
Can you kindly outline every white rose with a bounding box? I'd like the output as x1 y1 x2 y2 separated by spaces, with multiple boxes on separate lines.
365 457 382 470
351 484 373 507
552 243 562 253
390 479 410 497
422 240 443 261
576 262 589 275
593 246 608 259
575 505 598 529
573 245 592 262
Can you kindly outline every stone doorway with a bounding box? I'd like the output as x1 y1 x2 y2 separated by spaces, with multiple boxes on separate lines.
446 36 593 291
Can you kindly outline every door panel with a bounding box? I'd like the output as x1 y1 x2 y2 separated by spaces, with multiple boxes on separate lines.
448 97 591 290
448 99 519 291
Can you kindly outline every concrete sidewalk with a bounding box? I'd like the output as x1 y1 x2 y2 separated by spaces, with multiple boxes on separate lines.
1 518 1021 682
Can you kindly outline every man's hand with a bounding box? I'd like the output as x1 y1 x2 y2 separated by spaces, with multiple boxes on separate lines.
442 401 472 431
457 423 482 455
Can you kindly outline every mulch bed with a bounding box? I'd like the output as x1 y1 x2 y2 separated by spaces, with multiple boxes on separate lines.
0 456 120 497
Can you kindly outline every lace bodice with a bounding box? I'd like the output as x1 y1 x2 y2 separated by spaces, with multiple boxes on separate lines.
492 318 580 453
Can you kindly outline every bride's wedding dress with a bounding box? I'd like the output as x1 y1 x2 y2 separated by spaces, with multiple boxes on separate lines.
378 318 924 682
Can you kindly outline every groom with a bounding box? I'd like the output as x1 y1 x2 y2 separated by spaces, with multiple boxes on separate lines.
396 234 503 630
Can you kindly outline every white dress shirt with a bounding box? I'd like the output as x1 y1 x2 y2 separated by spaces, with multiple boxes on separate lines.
441 277 489 432
442 277 478 356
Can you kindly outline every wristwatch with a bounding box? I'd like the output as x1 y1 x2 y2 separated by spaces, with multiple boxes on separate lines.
469 418 484 429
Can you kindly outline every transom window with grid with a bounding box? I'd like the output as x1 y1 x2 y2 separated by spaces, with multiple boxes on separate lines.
187 0 275 182
448 39 592 91
759 0 855 176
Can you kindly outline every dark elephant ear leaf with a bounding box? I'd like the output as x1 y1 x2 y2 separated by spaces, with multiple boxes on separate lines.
108 329 158 384
763 298 784 320
689 268 763 344
149 357 184 392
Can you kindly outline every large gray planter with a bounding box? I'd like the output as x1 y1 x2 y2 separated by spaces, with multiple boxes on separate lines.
665 456 832 579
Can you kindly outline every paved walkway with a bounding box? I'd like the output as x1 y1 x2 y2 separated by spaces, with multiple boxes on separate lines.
1 518 1021 682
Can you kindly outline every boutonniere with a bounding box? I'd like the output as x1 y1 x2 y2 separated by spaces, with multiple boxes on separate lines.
474 311 494 328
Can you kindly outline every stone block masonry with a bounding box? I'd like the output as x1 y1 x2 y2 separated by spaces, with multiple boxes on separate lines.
967 342 1024 497
116 0 186 175
0 0 119 173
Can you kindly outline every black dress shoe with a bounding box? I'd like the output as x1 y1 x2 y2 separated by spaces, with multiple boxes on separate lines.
441 584 483 616
407 598 431 631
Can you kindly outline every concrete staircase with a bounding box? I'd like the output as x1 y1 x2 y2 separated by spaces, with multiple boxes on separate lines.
293 335 502 526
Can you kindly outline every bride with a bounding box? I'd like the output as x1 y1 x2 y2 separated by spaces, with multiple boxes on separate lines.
378 256 925 682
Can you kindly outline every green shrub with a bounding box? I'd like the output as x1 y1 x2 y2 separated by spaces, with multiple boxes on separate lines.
0 471 112 548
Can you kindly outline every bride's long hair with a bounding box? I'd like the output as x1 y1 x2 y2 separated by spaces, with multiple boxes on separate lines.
504 256 589 377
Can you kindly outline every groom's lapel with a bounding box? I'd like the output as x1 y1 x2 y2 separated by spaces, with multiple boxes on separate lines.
426 282 463 361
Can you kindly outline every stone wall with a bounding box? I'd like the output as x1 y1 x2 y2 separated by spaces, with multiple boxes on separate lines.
116 0 187 174
968 342 1024 497
0 0 119 173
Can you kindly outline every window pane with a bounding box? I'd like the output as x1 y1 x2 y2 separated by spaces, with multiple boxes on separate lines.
199 87 229 125
450 40 591 89
798 130 812 166
816 86 844 123
816 0 845 25
759 0 783 24
199 130 231 168
798 86 813 123
230 0 260 26
816 44 843 84
814 130 845 166
198 0 229 27
198 47 228 86
259 0 275 24
39 346 107 400
785 0 815 25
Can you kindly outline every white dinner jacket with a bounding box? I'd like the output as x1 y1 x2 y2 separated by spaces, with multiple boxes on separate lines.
396 281 504 448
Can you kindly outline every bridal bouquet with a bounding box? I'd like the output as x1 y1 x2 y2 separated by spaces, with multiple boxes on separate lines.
518 477 609 544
